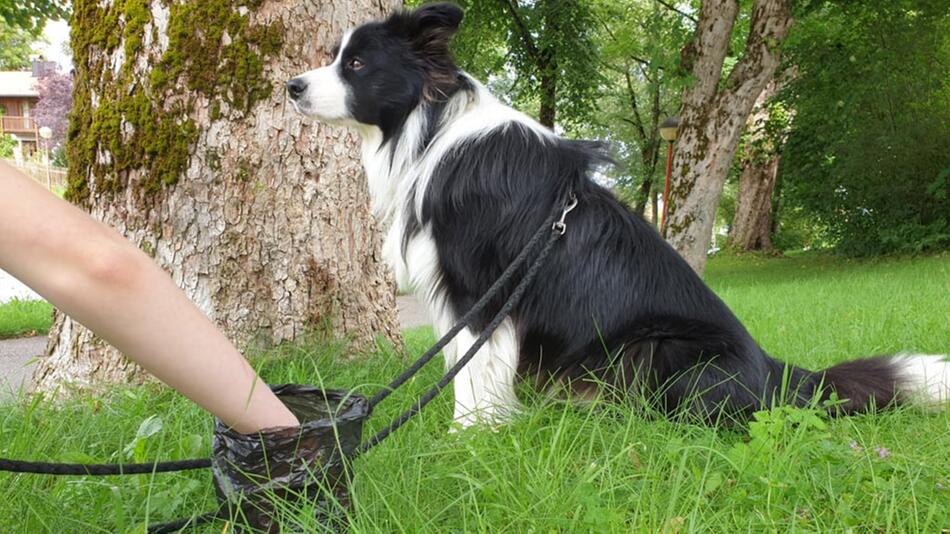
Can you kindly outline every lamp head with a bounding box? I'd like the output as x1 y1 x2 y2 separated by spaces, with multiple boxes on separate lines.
659 116 679 142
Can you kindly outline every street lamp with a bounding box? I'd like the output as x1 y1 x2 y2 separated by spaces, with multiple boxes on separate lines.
38 126 53 190
658 116 679 237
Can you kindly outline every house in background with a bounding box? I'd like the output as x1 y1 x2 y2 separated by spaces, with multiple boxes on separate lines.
0 60 58 160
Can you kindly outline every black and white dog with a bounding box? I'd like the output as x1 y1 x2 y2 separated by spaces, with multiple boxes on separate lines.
287 3 949 427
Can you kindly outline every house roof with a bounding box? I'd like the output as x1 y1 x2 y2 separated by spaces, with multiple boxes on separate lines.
0 71 40 98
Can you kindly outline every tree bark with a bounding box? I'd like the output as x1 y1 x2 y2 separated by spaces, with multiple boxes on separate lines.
666 0 792 274
650 188 660 226
632 174 653 217
537 0 558 128
502 0 559 129
538 58 557 128
32 0 400 392
731 156 779 250
729 77 784 251
621 59 663 220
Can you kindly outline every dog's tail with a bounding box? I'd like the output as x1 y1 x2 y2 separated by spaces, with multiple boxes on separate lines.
794 353 950 413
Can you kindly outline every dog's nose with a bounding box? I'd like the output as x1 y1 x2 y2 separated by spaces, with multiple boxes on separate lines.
286 78 307 99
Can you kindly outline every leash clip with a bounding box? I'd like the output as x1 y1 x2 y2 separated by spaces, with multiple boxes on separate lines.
552 193 578 235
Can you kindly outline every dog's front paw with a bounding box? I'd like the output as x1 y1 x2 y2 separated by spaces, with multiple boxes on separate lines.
450 404 516 432
447 419 504 435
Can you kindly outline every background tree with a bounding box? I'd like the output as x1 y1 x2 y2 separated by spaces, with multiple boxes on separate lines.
426 0 602 131
33 0 401 392
664 0 793 274
0 0 69 35
589 0 691 220
32 69 73 149
778 0 950 255
0 19 39 70
0 134 15 158
728 74 790 251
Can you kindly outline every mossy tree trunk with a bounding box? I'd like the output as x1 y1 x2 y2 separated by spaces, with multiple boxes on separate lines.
731 155 779 250
665 0 792 274
729 77 786 251
32 0 400 392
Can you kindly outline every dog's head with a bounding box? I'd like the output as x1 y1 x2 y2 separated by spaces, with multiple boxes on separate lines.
286 2 464 137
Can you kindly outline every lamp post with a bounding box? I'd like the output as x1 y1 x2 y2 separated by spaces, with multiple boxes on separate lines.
658 116 679 237
38 126 53 190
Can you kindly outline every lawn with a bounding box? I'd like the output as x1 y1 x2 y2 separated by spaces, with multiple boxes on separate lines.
0 253 948 532
0 299 53 339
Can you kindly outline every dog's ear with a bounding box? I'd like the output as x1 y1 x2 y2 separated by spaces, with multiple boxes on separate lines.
389 3 464 102
409 2 464 51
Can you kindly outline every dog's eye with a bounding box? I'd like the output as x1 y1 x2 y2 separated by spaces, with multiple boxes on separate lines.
347 57 365 71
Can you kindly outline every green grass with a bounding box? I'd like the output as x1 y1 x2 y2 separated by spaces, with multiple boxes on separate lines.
0 299 53 339
1 253 949 532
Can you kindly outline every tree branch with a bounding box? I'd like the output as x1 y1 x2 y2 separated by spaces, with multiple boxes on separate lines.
654 0 697 24
499 0 543 67
721 0 792 109
600 55 661 77
594 10 663 71
623 64 648 142
679 0 740 104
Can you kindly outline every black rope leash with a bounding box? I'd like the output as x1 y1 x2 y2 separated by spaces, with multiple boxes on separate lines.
357 226 561 455
0 457 210 475
367 210 559 409
0 194 578 533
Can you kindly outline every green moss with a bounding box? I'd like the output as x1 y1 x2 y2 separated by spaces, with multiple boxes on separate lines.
65 0 284 202
205 148 221 171
140 240 154 257
142 115 198 192
152 0 285 112
236 160 252 182
120 0 151 67
209 100 222 121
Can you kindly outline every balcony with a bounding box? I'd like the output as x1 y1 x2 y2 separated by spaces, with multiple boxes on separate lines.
0 116 37 136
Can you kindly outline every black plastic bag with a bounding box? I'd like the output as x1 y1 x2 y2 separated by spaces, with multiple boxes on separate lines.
211 385 369 533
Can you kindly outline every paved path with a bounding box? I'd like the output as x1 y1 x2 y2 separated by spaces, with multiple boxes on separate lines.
0 267 45 399
397 295 430 329
0 336 45 399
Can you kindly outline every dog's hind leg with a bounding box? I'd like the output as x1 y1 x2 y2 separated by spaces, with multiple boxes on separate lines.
449 318 522 428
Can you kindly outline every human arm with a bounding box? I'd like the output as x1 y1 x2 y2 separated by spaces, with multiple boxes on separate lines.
0 160 298 432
